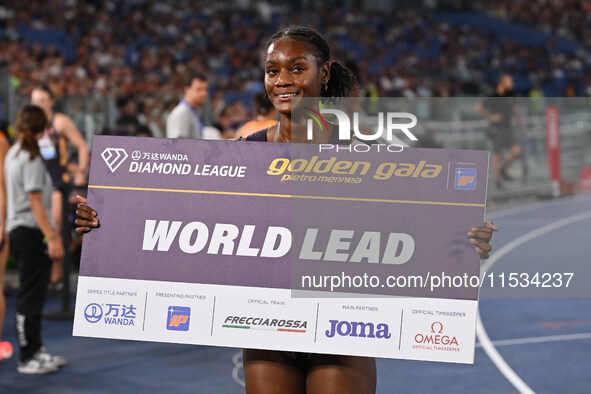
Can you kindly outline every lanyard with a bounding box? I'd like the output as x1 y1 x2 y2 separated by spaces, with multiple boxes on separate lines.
181 100 203 129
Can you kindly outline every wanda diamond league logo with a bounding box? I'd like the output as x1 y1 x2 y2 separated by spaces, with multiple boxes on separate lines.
101 148 128 173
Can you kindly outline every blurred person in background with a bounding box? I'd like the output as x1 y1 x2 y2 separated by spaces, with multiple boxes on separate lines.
139 96 166 138
416 129 443 149
212 101 248 140
211 106 234 139
0 128 12 361
475 74 527 189
236 92 278 139
5 105 66 374
166 74 208 139
31 85 89 287
116 99 143 136
133 127 153 139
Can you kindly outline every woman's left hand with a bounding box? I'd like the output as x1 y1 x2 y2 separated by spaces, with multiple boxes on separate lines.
467 221 498 259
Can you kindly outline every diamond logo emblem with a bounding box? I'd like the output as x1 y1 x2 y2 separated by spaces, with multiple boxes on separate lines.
101 148 128 173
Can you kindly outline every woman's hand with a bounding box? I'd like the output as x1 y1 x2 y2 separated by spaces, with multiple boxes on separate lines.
467 221 498 259
74 195 99 235
48 235 65 261
73 171 87 187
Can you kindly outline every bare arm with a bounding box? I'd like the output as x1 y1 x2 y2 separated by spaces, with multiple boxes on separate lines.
55 113 90 182
0 139 9 248
512 104 527 134
28 192 64 261
474 102 488 119
475 102 501 123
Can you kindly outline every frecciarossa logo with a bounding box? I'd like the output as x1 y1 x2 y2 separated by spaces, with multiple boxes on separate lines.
325 320 391 339
222 316 307 333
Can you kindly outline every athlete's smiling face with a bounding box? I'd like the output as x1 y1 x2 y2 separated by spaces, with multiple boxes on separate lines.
264 38 329 115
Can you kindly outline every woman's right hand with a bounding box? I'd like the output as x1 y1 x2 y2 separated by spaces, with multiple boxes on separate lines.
48 235 65 261
74 195 99 235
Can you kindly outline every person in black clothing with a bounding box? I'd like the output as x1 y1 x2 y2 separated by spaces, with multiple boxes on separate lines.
475 74 527 188
6 105 67 374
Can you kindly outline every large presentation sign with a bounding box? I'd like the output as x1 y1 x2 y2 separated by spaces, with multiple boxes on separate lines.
73 136 488 364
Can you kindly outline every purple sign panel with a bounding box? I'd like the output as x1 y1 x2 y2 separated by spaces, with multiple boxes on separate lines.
81 136 488 300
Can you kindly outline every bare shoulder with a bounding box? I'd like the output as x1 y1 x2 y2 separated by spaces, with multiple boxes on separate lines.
0 137 9 160
53 112 79 135
54 112 75 126
0 136 9 150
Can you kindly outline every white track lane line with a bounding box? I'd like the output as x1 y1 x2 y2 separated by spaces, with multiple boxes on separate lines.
478 209 591 394
232 350 245 387
476 314 535 394
476 332 591 348
487 193 591 220
481 209 591 274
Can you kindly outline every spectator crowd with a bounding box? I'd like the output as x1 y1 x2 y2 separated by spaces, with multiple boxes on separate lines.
0 0 590 137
